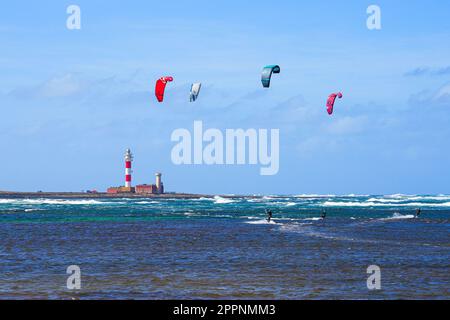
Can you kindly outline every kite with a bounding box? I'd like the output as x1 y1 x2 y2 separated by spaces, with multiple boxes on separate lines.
261 65 281 88
326 92 343 115
190 83 202 102
155 76 174 102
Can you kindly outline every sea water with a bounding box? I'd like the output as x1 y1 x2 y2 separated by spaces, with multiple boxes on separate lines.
0 195 448 299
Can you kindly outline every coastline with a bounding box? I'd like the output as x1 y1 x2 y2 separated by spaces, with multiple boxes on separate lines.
0 191 367 200
0 191 338 200
0 191 216 199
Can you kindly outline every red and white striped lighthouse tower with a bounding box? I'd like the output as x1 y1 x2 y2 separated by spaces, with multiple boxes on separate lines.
124 148 133 188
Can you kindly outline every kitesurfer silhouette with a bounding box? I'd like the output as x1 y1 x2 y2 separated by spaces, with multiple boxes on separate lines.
415 208 422 218
266 209 273 222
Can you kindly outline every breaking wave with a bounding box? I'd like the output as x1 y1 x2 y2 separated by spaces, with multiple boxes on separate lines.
135 201 160 204
323 201 450 208
285 202 297 207
213 196 235 204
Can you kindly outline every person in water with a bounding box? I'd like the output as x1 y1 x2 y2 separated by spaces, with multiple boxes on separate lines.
321 209 327 219
415 208 422 218
266 209 273 222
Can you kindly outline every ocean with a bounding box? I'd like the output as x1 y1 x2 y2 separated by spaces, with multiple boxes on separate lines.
0 195 448 299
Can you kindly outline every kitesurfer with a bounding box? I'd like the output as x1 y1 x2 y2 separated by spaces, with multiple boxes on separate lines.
321 209 327 219
266 209 273 222
415 208 422 218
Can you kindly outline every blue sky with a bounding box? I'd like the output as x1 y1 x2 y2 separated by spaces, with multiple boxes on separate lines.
1 0 450 195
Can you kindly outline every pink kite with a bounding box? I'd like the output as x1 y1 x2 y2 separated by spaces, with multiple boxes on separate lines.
326 92 343 115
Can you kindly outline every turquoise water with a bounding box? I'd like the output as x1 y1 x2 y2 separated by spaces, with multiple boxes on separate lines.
0 195 449 299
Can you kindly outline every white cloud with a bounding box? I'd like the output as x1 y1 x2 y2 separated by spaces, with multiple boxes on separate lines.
39 74 82 97
434 83 450 101
8 73 84 99
409 82 450 107
326 116 368 135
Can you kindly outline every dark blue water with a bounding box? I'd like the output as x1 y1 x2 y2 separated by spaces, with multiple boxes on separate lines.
0 195 449 299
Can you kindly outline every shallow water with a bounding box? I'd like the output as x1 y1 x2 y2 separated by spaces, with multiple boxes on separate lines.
0 195 449 299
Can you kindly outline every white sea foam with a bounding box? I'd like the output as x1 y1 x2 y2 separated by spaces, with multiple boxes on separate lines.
213 196 235 204
367 198 405 203
183 212 199 216
323 201 381 207
245 219 277 225
368 195 450 202
275 218 304 222
197 197 212 201
406 195 450 201
369 195 450 203
323 200 450 208
135 201 160 204
386 194 412 199
303 217 323 221
294 194 336 198
381 213 415 220
264 201 298 206
285 202 297 207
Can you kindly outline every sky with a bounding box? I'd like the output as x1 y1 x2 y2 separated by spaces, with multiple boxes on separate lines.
1 0 450 195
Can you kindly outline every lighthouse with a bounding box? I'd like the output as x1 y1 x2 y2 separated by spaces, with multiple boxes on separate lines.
107 149 165 194
125 148 133 188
